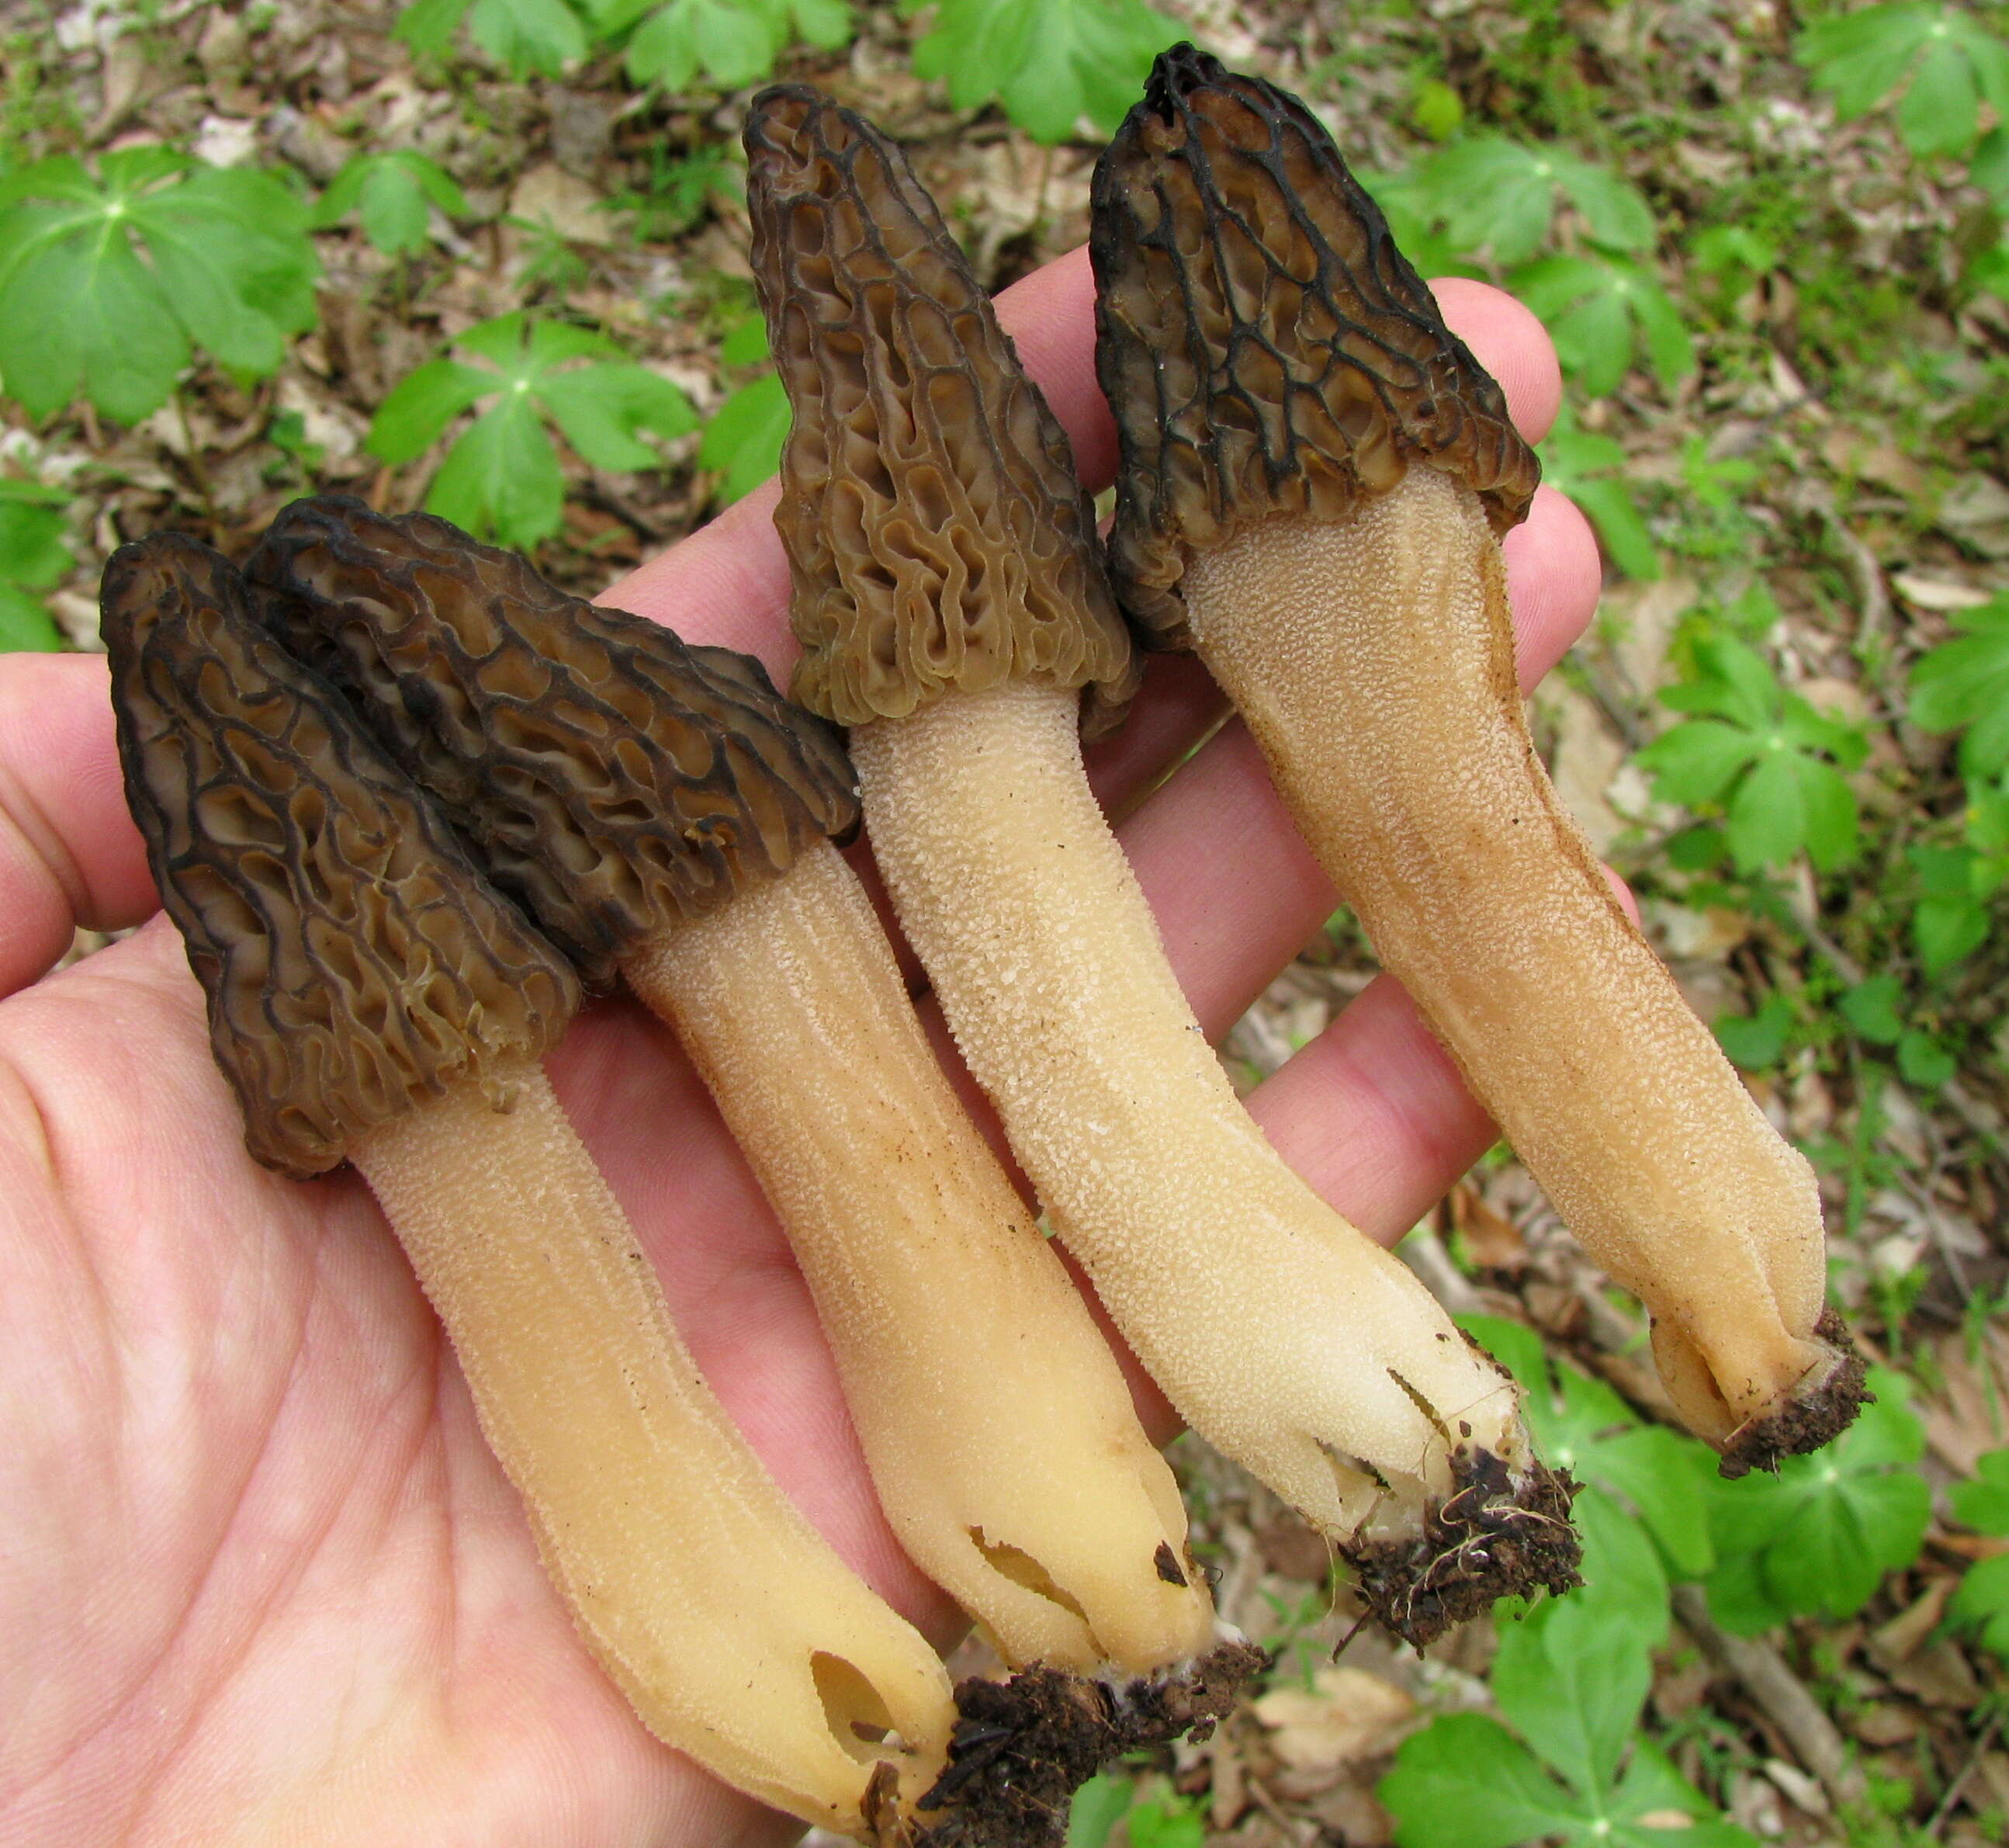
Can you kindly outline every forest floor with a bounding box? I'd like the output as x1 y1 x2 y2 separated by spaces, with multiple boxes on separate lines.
6 2 2009 1845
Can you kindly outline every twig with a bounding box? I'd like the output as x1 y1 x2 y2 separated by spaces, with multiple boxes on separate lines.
1671 1584 1865 1809
1940 1077 2007 1160
1925 1707 2004 1837
1397 1223 1486 1316
1829 513 1893 653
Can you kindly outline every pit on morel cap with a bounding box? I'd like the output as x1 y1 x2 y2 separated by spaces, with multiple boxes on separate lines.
247 498 1229 1742
102 532 961 1839
1090 43 1864 1472
749 84 1577 1645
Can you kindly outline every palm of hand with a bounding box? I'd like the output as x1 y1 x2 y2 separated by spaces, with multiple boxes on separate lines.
0 255 1593 1848
1 925 881 1844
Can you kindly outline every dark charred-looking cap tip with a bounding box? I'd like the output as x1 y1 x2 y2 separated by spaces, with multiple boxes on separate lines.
1090 45 1540 649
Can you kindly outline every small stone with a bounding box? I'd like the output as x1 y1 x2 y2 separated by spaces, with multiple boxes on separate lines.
507 164 615 246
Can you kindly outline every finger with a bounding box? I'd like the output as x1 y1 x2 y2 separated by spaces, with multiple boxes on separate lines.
0 655 156 998
1429 277 1563 446
1245 973 1494 1244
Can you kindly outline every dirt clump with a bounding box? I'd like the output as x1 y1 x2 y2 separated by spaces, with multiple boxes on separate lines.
1342 1451 1582 1649
1717 1309 1872 1480
880 1640 1266 1847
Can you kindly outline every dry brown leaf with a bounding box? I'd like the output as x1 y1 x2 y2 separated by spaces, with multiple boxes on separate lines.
1450 1182 1528 1274
1251 1667 1415 1772
1893 573 1995 612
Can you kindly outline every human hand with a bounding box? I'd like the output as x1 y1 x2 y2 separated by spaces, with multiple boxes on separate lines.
0 248 1597 1848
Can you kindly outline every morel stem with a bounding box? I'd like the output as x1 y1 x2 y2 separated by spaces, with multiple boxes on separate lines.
354 1055 956 1834
850 686 1536 1543
623 839 1216 1675
1176 468 1852 1452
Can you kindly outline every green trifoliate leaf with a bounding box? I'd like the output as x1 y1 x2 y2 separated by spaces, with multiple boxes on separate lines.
1492 1541 1654 1793
0 479 74 589
904 0 1183 144
1637 636 1867 875
1122 1796 1205 1848
367 310 695 548
0 479 71 650
1355 167 1485 282
1950 1555 2009 1659
1908 839 2001 976
427 396 567 550
393 0 472 55
1796 3 2009 159
1702 1368 1931 1631
1714 990 1793 1072
1379 1701 1755 1848
539 362 698 470
1382 1712 1595 1848
1513 252 1692 398
1909 592 2009 780
1952 1449 2009 1535
314 150 470 255
1896 1028 1956 1088
473 0 591 71
1065 1773 1135 1848
1973 126 2009 202
0 581 61 651
1950 1453 2009 1660
397 0 591 74
1536 409 1658 580
698 369 790 503
1840 973 1905 1045
0 148 318 423
1462 1316 1714 1578
1413 138 1656 265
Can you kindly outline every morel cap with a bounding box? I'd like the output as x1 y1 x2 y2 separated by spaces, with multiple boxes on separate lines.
1090 43 1541 647
245 496 860 986
746 85 1140 738
102 532 579 1178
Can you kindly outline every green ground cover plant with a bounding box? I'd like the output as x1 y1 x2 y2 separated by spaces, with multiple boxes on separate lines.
3 2 2005 1840
367 310 696 546
313 149 472 257
0 478 71 651
0 147 317 423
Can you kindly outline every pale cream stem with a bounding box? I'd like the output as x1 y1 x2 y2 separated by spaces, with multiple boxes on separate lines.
623 838 1215 1676
847 684 1529 1542
352 1056 955 1836
1176 466 1834 1441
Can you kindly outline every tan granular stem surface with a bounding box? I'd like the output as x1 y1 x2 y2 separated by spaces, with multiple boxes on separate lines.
1179 468 1836 1444
850 683 1529 1542
625 841 1215 1676
355 1059 955 1836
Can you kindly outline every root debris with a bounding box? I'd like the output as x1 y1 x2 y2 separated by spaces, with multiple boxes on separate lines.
1717 1309 1872 1479
878 1639 1266 1848
1342 1449 1581 1649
